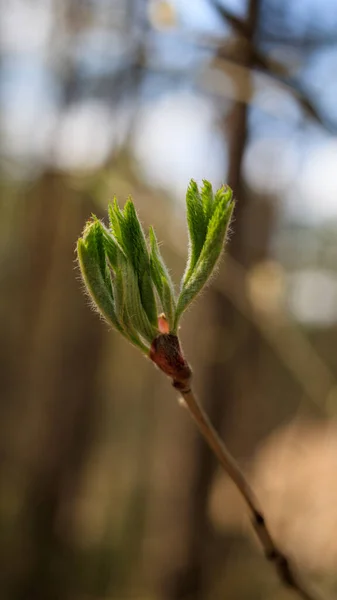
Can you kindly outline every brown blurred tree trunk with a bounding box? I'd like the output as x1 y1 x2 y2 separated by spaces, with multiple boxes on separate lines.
158 1 277 598
3 173 107 600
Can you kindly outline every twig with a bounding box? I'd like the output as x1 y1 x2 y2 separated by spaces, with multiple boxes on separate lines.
173 381 325 600
77 185 329 599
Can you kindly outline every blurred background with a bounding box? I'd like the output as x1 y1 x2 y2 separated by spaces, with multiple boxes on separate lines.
1 1 337 599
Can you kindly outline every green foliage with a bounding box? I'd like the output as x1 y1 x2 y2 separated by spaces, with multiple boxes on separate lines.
149 226 176 329
77 180 234 351
183 180 208 285
174 182 234 328
77 222 122 335
78 217 153 353
201 179 214 223
109 199 157 327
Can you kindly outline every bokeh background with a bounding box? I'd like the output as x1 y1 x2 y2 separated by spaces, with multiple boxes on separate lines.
1 1 337 599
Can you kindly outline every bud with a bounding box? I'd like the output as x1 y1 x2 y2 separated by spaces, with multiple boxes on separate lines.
149 334 192 390
174 180 234 329
77 181 234 378
158 313 170 334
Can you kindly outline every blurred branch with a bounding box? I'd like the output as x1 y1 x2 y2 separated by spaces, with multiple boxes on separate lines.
211 0 337 48
210 0 251 37
107 32 333 132
209 0 334 131
199 53 329 130
138 37 332 132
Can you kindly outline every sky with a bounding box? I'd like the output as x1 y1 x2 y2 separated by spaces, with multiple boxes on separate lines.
1 0 337 226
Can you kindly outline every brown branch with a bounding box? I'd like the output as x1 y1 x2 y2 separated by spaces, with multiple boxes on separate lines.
149 332 327 599
175 383 326 600
210 0 337 48
208 0 334 131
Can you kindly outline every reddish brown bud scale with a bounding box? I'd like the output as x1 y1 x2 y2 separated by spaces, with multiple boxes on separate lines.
149 334 192 390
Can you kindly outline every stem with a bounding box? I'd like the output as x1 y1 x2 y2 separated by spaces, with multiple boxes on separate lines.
177 385 325 600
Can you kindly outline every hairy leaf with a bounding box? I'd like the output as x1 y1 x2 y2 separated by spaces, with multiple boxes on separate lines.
78 182 235 351
77 228 121 333
175 186 234 327
88 217 115 297
102 222 125 270
108 198 125 247
121 259 157 344
109 198 157 327
78 221 149 353
123 200 157 326
201 179 214 222
149 226 176 328
182 180 208 286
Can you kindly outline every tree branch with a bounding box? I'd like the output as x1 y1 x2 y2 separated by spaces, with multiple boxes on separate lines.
210 0 337 48
172 380 326 600
209 0 335 131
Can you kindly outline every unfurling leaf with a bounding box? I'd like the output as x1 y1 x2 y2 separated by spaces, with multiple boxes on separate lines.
149 226 176 329
108 198 157 328
77 180 234 354
77 220 121 333
182 179 208 286
174 184 234 328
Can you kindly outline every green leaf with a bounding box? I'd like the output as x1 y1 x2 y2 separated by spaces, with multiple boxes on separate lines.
123 200 146 266
121 258 157 344
109 198 157 327
77 227 121 333
174 186 234 328
182 180 208 286
201 179 214 222
91 217 106 278
122 200 157 327
161 276 175 328
78 182 235 352
88 217 115 297
78 221 149 353
212 183 231 215
102 221 125 270
108 197 125 247
139 271 158 326
149 226 176 329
